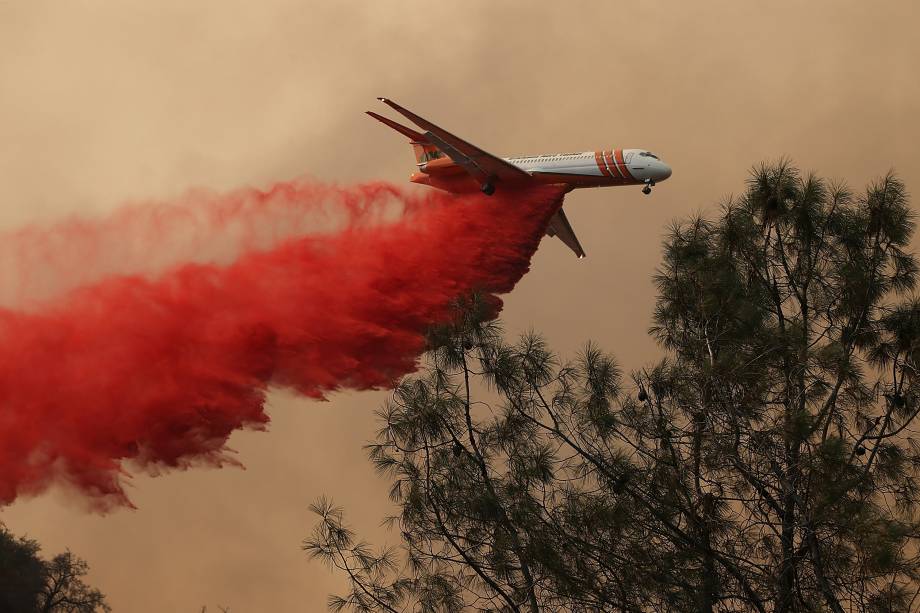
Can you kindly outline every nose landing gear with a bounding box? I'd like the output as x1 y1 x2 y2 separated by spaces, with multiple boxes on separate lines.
642 179 656 195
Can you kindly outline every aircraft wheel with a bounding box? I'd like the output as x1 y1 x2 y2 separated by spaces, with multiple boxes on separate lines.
642 186 652 195
481 182 496 196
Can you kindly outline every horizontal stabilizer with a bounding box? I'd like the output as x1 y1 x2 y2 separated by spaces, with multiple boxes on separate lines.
375 97 530 184
366 111 427 142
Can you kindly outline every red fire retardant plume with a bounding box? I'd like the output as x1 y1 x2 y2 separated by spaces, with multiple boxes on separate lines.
0 181 565 509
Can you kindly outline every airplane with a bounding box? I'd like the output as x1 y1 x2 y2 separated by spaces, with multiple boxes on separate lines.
367 97 672 258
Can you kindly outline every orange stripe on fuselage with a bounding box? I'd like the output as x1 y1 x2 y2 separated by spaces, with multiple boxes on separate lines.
604 150 623 179
601 150 618 178
615 149 634 181
594 150 611 177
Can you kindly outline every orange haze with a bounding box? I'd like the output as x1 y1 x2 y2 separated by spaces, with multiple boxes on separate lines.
0 1 918 610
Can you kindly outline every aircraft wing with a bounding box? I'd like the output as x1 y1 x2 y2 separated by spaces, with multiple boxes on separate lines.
376 97 531 186
545 207 586 259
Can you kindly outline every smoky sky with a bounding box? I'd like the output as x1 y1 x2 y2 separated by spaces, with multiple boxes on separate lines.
1 1 917 610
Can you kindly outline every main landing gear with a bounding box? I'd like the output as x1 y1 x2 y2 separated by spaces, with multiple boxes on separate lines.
642 179 655 195
481 182 496 196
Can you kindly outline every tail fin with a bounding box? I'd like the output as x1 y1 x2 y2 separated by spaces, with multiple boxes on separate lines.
366 111 445 165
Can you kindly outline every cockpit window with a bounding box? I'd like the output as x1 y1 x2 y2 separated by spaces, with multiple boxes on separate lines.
639 151 660 160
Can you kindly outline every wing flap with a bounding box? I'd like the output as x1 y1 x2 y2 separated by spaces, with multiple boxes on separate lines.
422 131 495 184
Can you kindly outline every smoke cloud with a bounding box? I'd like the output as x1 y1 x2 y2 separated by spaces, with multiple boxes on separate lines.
0 180 565 509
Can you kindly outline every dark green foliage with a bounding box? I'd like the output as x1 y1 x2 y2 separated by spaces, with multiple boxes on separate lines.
0 523 109 613
308 163 920 612
0 524 44 613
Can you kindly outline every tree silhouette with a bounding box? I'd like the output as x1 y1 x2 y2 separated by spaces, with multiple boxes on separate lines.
0 523 45 613
0 523 109 613
37 551 109 613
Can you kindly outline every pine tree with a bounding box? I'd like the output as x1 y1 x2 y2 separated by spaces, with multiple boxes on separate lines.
307 163 920 612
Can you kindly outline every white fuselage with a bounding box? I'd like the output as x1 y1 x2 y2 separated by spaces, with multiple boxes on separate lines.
504 149 672 184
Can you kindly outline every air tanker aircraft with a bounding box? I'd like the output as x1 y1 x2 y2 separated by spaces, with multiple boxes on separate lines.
368 97 672 258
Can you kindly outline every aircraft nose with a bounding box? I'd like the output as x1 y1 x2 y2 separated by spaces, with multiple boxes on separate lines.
656 160 672 181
